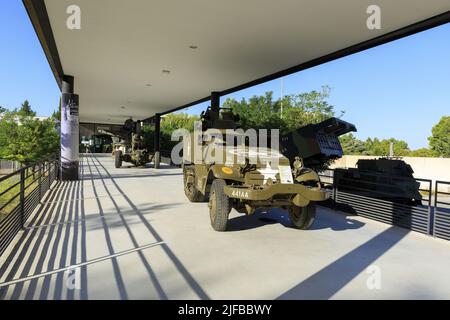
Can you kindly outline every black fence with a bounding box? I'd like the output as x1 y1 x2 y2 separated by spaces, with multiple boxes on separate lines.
0 159 59 256
319 169 449 240
434 181 450 241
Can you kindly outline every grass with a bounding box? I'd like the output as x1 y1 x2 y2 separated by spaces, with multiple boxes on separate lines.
0 168 41 222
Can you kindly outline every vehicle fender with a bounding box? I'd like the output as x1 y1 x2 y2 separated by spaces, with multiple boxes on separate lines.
202 166 242 193
209 166 233 180
295 170 320 183
292 194 310 207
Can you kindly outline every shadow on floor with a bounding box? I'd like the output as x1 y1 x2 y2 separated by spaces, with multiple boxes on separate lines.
0 154 208 300
277 225 409 299
227 207 365 232
0 177 89 300
86 154 209 300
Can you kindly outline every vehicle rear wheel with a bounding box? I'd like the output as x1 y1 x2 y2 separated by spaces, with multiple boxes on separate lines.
288 203 316 230
209 179 231 231
183 166 205 202
115 150 123 168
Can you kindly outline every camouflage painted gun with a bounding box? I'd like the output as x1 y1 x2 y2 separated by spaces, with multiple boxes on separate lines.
112 119 151 168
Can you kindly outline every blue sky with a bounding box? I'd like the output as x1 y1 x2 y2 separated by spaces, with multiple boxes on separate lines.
0 0 60 116
0 0 448 150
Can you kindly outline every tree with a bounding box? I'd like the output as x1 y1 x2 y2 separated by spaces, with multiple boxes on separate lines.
18 100 36 117
142 113 200 151
362 137 410 156
428 116 450 157
0 106 6 114
51 100 61 121
0 109 59 165
407 148 435 157
338 135 414 156
223 86 341 134
223 92 285 132
282 86 343 133
339 134 366 155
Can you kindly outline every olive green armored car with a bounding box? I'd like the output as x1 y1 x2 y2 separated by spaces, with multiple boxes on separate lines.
182 108 331 232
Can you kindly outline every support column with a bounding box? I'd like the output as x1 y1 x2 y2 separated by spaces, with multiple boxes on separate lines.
211 91 220 113
154 113 161 169
60 75 80 180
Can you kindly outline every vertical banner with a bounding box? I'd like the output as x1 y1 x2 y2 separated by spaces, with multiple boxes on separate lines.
61 93 80 180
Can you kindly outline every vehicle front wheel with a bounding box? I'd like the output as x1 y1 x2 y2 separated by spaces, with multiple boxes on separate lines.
115 150 123 168
288 203 316 230
209 179 231 231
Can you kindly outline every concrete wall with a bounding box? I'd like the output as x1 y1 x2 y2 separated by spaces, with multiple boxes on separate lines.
330 155 450 192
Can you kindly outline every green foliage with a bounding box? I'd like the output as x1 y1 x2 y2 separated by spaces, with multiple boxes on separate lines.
223 92 285 132
407 148 435 157
340 133 368 155
51 100 61 121
0 100 58 219
160 113 200 133
428 116 450 157
223 86 340 134
0 169 39 219
52 109 61 121
142 113 200 151
339 134 440 158
18 100 36 117
365 138 410 156
141 88 341 158
340 116 449 158
339 134 411 156
0 107 59 165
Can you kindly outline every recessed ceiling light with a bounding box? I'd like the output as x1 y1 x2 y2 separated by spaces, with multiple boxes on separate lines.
145 84 152 87
162 69 171 75
189 45 198 49
120 106 126 109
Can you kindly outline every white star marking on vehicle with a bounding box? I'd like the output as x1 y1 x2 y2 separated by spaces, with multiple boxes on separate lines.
258 162 279 184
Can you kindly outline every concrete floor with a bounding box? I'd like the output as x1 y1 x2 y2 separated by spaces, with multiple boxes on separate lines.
1 153 450 300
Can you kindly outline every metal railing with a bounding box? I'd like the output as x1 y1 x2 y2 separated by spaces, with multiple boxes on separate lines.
318 169 450 240
434 181 450 241
0 159 20 174
0 158 59 256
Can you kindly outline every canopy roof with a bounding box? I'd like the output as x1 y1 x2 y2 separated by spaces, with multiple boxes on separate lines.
24 0 450 123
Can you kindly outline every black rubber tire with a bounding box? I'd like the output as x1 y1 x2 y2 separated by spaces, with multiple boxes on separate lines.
209 179 231 232
183 166 205 202
115 150 123 168
288 203 316 230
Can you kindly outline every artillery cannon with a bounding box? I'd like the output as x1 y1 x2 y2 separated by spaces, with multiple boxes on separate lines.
111 119 152 168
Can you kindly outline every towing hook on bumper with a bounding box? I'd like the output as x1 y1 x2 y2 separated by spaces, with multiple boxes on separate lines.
223 183 328 206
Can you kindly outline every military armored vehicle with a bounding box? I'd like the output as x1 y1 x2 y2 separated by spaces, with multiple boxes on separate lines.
334 158 423 205
182 107 329 232
112 119 151 168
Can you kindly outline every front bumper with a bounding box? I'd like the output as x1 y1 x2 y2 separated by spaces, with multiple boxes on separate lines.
223 183 328 206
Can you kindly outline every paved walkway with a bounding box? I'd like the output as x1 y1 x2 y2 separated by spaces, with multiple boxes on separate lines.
1 154 450 300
